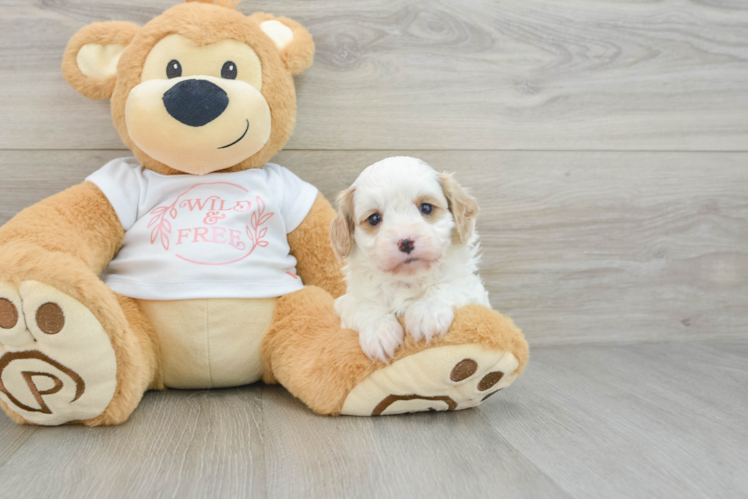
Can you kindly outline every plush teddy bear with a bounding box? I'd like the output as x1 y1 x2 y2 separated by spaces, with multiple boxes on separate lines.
0 0 528 426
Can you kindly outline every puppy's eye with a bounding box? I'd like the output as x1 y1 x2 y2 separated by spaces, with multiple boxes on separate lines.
221 61 238 79
420 203 434 215
367 213 382 226
166 59 182 79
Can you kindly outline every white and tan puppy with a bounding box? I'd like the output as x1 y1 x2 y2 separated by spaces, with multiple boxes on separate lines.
331 156 490 362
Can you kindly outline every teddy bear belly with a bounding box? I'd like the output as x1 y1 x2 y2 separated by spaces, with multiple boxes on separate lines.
136 297 277 389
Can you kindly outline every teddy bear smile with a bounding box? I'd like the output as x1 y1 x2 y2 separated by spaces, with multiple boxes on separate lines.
218 119 250 149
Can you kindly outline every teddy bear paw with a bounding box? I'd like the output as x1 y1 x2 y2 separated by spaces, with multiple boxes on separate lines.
341 343 519 416
0 281 117 425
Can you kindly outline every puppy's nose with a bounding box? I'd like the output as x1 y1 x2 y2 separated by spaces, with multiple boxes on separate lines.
162 79 229 127
398 239 415 254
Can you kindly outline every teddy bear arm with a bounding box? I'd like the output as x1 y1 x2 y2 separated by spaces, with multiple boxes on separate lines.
0 181 124 274
287 192 346 298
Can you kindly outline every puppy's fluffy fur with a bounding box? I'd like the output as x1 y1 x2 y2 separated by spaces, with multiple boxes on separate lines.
331 157 490 362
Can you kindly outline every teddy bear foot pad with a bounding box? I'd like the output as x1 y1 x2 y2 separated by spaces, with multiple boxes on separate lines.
341 344 519 416
0 281 117 425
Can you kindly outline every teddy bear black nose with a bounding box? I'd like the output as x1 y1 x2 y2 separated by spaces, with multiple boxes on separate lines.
162 79 229 127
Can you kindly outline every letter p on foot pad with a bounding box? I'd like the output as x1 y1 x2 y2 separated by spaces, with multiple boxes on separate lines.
0 281 117 426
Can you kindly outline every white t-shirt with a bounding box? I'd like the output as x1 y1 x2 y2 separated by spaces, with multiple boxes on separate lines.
87 157 318 300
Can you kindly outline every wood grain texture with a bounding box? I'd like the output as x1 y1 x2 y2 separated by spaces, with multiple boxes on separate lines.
261 386 568 498
492 339 748 498
1 0 747 150
0 388 266 498
0 340 746 497
0 149 745 346
0 411 37 470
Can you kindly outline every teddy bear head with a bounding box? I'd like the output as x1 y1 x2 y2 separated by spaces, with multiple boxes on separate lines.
62 0 314 176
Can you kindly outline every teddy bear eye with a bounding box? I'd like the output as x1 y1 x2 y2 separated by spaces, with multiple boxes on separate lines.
367 213 382 226
221 61 237 80
420 203 434 215
166 59 182 79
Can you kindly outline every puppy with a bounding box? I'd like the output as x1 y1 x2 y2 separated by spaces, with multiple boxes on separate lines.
331 156 490 362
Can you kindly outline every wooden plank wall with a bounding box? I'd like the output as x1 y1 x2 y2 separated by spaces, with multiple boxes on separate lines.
0 0 746 346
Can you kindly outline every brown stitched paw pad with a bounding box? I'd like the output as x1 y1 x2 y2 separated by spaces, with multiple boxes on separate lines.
341 344 520 416
0 281 117 426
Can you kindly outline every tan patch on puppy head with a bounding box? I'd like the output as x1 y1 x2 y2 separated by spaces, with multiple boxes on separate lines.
439 173 479 243
331 188 356 260
358 209 384 236
415 194 446 224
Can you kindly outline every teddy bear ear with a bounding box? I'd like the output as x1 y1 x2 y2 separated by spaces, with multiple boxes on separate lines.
62 21 140 100
251 13 315 76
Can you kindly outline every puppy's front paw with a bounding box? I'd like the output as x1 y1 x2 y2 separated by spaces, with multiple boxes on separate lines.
405 300 454 343
359 316 404 363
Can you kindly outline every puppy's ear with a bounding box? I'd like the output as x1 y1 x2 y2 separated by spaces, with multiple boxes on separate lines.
439 173 479 244
330 187 356 260
62 21 140 100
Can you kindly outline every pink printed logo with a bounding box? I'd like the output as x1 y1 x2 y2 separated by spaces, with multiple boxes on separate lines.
147 182 274 265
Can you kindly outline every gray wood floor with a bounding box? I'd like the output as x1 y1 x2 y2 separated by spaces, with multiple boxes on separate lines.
1 340 746 498
1 0 747 498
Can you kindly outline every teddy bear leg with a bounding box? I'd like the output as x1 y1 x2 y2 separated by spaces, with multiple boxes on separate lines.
0 246 160 426
261 286 528 416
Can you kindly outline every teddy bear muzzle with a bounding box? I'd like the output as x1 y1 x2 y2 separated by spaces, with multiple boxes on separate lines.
125 75 272 176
